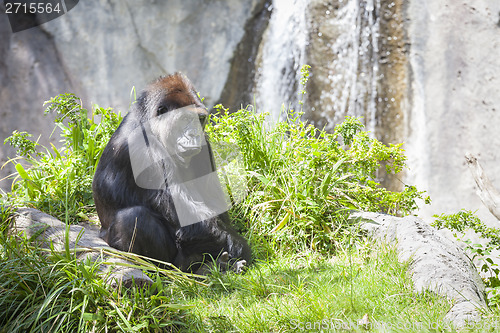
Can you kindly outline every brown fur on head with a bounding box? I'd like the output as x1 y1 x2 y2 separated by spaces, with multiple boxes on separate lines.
135 73 208 122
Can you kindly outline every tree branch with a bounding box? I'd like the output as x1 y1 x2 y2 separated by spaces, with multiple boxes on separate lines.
465 152 500 221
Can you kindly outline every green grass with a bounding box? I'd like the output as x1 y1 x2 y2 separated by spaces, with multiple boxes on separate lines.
3 92 500 332
4 204 500 332
174 243 454 332
0 219 198 332
0 205 456 332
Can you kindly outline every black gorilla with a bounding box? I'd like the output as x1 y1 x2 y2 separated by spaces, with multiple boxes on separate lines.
92 73 251 272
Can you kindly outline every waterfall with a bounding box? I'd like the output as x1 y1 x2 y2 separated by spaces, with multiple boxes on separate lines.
254 0 381 131
333 0 380 130
253 0 309 121
315 0 381 131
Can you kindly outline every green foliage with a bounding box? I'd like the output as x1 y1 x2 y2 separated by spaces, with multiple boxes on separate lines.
299 64 311 86
0 71 463 331
206 108 427 254
433 210 500 307
178 245 454 332
3 93 122 223
335 115 365 146
0 213 198 332
3 91 427 255
4 130 40 158
298 64 311 107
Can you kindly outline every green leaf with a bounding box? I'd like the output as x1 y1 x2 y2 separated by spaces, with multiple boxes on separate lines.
15 163 30 180
320 158 346 196
271 211 291 233
248 171 270 185
110 301 133 330
82 312 104 322
50 143 62 159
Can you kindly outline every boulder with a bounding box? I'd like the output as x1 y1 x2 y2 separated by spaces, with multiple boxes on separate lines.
12 207 155 288
349 211 486 327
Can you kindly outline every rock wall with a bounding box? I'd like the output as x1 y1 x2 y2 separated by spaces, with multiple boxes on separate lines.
37 0 264 110
405 0 500 223
0 5 74 189
0 0 264 190
299 0 500 223
302 0 409 191
1 0 500 227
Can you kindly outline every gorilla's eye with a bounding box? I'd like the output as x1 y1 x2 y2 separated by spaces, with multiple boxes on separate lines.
157 106 168 115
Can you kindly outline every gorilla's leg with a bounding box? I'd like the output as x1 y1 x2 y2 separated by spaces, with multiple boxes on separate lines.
101 206 177 264
191 252 248 275
173 215 251 272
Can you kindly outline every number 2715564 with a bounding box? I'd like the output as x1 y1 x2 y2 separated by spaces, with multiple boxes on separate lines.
5 2 62 14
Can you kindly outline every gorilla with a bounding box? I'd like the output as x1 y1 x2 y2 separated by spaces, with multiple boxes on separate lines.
92 73 251 273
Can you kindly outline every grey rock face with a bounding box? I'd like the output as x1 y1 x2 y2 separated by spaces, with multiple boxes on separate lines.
350 211 486 327
13 207 154 288
2 0 500 229
405 0 500 224
0 7 74 190
38 0 263 110
0 0 263 190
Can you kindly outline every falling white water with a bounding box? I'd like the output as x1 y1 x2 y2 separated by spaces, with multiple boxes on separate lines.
254 0 381 131
253 0 309 121
322 0 380 131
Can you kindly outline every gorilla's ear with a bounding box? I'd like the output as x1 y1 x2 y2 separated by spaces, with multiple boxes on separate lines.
130 92 148 118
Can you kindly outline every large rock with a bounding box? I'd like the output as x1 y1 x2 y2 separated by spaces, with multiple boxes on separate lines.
2 0 500 229
350 211 487 327
0 5 73 190
405 0 500 224
13 207 154 287
37 0 264 111
0 0 264 191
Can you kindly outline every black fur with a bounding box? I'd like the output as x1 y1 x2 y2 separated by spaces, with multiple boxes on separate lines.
93 73 251 272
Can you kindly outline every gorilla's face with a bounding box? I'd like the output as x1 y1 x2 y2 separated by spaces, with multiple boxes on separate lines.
151 105 209 167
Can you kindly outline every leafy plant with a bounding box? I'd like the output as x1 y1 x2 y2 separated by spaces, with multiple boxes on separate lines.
298 64 311 107
206 107 428 254
0 211 199 332
3 93 122 223
0 72 450 331
3 89 427 255
178 245 454 333
432 210 500 307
